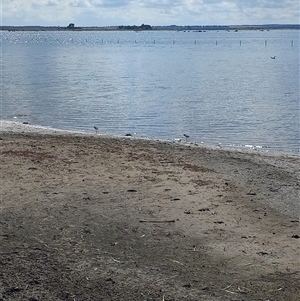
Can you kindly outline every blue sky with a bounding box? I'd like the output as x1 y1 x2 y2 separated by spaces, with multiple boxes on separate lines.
1 0 299 26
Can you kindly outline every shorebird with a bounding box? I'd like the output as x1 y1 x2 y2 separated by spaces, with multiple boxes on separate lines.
183 134 189 142
270 56 276 59
94 126 98 134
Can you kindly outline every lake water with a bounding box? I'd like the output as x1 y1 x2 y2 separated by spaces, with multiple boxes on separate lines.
1 30 299 153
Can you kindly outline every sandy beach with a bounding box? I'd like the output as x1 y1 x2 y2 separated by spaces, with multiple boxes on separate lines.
1 123 299 301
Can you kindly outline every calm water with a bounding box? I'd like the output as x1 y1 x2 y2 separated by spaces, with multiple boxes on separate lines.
1 30 299 152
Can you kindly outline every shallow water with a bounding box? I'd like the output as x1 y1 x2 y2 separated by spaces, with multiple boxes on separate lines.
1 30 299 152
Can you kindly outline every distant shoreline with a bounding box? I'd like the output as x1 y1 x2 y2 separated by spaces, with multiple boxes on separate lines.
1 24 299 32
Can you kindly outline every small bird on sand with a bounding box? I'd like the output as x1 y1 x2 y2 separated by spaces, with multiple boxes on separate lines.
94 126 98 134
183 134 189 142
270 56 276 59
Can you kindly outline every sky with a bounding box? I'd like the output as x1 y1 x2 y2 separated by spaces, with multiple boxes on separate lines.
1 0 299 27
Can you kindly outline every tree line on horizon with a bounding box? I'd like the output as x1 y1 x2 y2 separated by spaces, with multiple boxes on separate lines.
1 23 299 31
118 24 152 30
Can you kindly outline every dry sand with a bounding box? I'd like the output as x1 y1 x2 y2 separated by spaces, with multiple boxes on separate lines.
1 122 299 300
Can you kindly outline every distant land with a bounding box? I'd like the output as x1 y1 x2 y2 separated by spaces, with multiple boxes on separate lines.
1 23 299 32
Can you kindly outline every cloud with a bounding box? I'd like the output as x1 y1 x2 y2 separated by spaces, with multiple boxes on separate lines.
89 0 132 8
2 0 299 26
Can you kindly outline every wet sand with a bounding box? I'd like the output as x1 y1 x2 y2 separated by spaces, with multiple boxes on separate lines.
1 122 299 300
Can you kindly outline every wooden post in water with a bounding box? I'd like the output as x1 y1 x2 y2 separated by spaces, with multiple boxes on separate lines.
173 40 175 44
216 40 218 45
291 40 294 47
265 40 267 46
240 40 242 46
195 40 197 45
154 40 155 44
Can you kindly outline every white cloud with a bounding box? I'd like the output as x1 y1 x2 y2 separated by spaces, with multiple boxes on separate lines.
1 0 299 26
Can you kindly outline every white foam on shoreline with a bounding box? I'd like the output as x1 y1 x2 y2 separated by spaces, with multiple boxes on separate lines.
1 120 299 157
0 120 91 136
